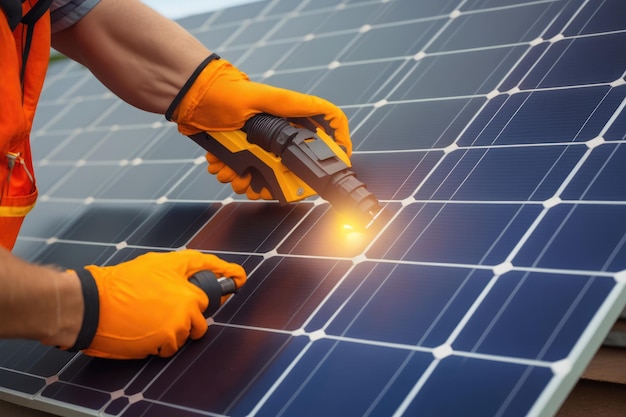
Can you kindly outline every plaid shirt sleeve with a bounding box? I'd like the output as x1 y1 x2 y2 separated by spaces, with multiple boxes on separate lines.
50 0 101 33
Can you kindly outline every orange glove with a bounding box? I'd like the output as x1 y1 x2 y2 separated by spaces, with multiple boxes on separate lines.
68 250 246 360
205 152 273 200
166 53 352 200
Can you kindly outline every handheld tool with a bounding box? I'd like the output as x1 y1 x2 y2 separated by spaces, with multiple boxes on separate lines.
188 113 381 228
190 271 238 317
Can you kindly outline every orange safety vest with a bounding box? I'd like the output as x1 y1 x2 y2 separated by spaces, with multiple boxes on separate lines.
0 0 52 250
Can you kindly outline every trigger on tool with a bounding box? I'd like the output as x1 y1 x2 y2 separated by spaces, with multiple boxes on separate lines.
249 170 268 193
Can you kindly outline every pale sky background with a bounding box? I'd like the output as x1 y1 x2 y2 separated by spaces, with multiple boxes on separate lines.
141 0 260 19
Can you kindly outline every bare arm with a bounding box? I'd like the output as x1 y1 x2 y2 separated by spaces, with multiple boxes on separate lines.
51 0 211 114
0 248 83 347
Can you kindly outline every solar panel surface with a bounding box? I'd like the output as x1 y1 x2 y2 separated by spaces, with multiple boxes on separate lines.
1 0 626 416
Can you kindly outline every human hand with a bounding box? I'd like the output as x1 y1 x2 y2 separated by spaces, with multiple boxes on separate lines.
167 54 352 199
69 250 246 359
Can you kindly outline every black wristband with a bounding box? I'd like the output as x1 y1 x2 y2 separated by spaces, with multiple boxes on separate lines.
164 53 221 121
67 269 100 352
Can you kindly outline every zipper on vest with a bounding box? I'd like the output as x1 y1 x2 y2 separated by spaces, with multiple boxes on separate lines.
1 152 35 203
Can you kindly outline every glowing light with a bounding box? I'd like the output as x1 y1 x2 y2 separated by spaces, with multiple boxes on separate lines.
326 214 372 253
345 230 365 246
337 221 367 247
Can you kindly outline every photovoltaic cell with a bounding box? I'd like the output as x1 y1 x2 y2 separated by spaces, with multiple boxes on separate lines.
1 0 626 416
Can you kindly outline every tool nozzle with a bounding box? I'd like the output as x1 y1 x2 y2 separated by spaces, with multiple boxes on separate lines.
324 170 382 229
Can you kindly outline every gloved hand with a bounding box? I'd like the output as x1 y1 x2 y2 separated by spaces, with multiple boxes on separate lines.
67 250 246 360
205 151 273 200
166 53 352 200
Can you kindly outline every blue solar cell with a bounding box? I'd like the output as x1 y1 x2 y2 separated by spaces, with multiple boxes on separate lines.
213 1 267 23
373 0 458 23
65 73 109 98
17 200 84 239
34 242 117 270
42 165 122 198
10 241 47 263
235 40 301 74
320 263 493 346
513 204 626 272
42 383 110 411
564 143 626 201
356 98 486 151
33 130 107 162
29 133 67 163
458 87 616 146
251 339 432 417
217 256 352 330
0 340 73 377
95 101 162 127
462 0 554 9
266 13 324 40
368 202 542 265
0 369 45 395
259 67 326 94
147 132 205 161
126 203 220 247
39 74 86 102
353 151 441 200
138 327 307 416
189 203 314 253
277 33 356 71
57 355 146 393
225 19 281 46
104 397 130 415
415 145 585 201
97 164 192 199
314 2 384 32
391 46 527 100
431 2 562 50
339 19 445 62
86 128 159 161
58 203 154 243
454 271 615 360
195 26 239 50
403 356 552 417
498 42 551 92
46 97 118 131
166 163 235 200
305 60 407 107
521 33 626 89
174 13 213 31
564 0 626 35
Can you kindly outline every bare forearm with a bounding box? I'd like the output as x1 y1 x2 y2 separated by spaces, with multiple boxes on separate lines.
51 0 211 114
0 248 83 347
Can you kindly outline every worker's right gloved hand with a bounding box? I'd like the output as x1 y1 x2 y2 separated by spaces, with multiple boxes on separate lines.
67 250 246 360
165 53 352 200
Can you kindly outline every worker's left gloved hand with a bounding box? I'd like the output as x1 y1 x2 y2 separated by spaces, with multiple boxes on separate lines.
166 53 352 200
68 250 246 360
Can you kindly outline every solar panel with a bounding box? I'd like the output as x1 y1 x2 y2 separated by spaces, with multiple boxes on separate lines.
2 0 626 416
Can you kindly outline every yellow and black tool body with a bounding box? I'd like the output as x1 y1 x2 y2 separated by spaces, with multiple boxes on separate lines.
188 113 381 228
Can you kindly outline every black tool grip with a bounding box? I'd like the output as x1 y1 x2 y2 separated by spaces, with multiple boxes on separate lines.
189 271 237 317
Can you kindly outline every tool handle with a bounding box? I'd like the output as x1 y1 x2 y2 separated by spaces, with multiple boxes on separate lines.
189 270 238 317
